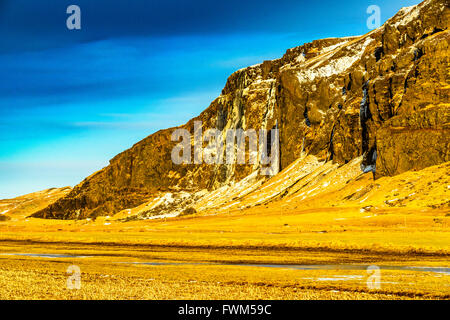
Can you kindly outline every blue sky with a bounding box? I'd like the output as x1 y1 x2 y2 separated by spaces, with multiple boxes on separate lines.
0 0 420 198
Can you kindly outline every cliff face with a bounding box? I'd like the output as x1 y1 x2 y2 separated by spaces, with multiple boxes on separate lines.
34 0 449 219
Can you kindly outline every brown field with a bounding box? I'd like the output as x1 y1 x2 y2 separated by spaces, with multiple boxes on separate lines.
0 200 449 300
0 163 448 300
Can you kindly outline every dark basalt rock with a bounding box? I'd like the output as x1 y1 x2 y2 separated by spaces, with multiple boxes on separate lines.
34 0 450 219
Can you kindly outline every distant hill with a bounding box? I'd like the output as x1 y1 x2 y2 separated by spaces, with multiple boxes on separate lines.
0 187 71 220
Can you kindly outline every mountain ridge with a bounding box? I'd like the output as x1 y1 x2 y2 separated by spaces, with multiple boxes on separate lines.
34 0 449 219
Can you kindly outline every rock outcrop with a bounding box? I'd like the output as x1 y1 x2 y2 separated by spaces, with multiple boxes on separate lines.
34 0 449 219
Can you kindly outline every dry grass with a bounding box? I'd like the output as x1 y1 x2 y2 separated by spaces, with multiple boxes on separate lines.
0 243 447 300
0 164 448 300
1 205 448 255
0 204 448 300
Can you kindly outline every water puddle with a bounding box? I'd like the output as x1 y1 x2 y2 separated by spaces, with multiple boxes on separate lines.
3 253 449 276
238 264 450 275
0 253 92 259
115 261 203 266
117 261 450 275
246 264 450 275
302 275 364 281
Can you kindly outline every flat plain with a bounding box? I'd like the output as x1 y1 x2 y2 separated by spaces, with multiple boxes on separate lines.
0 201 448 299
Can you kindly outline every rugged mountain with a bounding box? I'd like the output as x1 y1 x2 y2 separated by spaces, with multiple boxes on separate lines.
34 0 449 220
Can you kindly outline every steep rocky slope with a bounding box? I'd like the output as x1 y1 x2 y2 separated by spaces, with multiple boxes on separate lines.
34 0 449 219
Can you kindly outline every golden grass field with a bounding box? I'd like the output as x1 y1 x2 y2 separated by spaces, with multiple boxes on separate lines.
0 204 449 300
0 163 448 300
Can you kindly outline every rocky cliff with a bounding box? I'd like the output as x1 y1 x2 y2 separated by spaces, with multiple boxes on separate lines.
34 0 449 219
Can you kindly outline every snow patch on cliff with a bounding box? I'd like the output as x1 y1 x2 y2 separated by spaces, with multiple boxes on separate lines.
296 37 373 84
393 5 420 27
320 40 351 54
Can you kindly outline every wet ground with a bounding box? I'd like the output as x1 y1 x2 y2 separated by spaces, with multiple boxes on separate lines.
0 240 449 299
